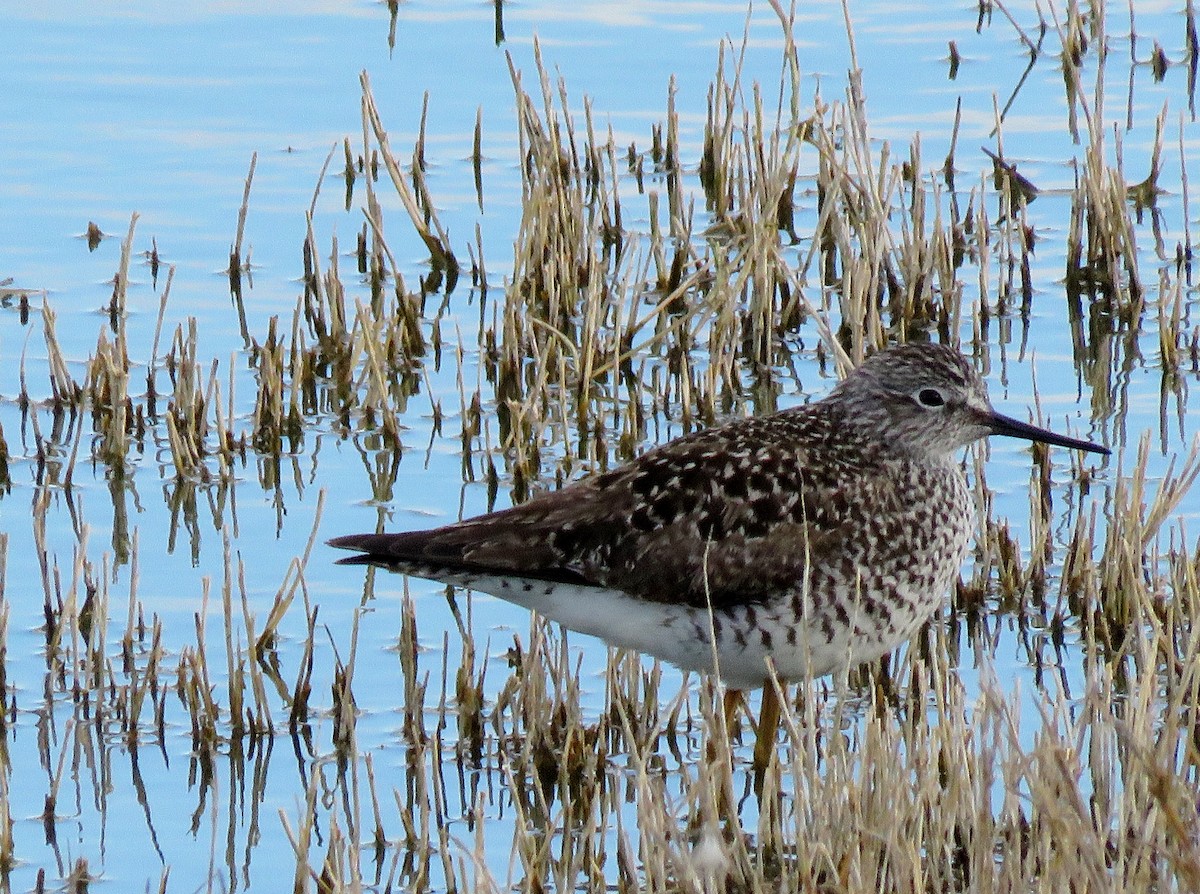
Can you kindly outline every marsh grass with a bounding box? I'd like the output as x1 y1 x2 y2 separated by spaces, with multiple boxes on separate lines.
1 1 1199 892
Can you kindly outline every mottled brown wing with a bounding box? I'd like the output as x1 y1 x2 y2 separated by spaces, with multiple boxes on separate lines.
331 480 627 586
567 422 864 608
331 406 872 609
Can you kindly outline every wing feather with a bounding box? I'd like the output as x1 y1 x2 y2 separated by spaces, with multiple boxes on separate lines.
331 404 878 608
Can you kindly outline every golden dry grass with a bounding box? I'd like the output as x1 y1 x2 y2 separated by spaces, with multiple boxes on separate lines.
3 2 1199 892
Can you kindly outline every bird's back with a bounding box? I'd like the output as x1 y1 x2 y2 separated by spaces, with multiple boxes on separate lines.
335 400 870 606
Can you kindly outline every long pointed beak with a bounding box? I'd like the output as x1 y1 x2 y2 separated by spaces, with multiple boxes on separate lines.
988 411 1109 455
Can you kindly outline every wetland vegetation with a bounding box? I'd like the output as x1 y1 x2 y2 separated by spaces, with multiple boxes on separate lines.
1 1 1199 891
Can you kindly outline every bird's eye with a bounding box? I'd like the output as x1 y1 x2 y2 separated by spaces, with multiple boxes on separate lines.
916 388 945 408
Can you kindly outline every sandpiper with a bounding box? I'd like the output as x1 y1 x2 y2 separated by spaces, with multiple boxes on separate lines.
330 342 1108 768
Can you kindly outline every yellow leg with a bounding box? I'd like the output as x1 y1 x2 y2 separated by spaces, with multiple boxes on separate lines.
722 688 743 740
752 682 782 781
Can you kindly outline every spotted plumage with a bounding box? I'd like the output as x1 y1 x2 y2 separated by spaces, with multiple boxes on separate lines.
331 342 1108 691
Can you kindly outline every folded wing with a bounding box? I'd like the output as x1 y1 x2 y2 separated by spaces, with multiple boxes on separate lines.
331 409 869 609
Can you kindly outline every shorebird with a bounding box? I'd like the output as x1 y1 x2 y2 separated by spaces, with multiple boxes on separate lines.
330 342 1108 770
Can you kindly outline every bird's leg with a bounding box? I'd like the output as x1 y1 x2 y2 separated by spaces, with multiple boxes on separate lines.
752 681 782 784
722 688 743 742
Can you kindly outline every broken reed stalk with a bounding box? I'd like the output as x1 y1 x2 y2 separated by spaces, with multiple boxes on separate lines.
229 152 256 342
360 71 458 277
110 212 139 322
41 301 79 408
0 769 11 874
237 553 275 737
146 264 175 418
221 529 246 740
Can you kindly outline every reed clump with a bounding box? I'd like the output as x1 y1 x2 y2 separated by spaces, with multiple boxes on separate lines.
313 5 1197 892
5 2 1200 892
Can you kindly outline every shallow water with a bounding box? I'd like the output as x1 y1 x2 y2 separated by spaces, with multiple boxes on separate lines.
0 1 1196 890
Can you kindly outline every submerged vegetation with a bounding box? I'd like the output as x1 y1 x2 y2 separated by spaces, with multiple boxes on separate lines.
0 1 1199 891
